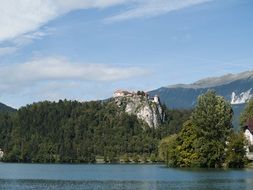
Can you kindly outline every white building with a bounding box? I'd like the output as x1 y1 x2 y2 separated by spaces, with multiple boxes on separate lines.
113 90 130 97
0 149 4 159
244 118 253 153
151 95 160 104
245 129 253 144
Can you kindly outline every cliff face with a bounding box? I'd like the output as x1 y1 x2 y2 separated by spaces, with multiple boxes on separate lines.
114 95 164 128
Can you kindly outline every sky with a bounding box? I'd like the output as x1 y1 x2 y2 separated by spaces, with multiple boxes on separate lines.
0 0 253 108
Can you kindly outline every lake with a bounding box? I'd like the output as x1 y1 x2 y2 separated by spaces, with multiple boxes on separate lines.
0 163 253 190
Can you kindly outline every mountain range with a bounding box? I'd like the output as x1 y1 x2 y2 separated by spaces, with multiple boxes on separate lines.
0 102 16 113
149 70 253 128
1 70 253 128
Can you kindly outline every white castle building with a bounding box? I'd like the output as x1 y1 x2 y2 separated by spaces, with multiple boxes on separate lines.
113 90 159 104
0 149 4 159
152 95 160 104
113 90 132 97
244 118 253 149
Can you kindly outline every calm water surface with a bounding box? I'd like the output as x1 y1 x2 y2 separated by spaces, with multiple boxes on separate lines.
0 163 252 190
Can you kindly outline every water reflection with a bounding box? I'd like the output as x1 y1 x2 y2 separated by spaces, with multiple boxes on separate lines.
0 179 252 190
0 164 253 190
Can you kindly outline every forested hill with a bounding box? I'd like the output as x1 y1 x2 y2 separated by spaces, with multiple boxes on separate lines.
0 99 191 163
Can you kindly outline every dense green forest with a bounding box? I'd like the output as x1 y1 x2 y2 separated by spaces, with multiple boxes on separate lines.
0 99 191 163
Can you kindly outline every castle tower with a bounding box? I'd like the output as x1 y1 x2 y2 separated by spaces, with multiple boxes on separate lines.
154 95 159 104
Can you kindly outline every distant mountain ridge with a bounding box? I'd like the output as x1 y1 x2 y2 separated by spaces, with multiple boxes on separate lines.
150 70 253 108
0 102 15 112
168 70 253 89
149 70 253 128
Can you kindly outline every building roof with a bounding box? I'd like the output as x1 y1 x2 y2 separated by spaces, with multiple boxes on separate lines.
114 90 130 94
245 118 253 134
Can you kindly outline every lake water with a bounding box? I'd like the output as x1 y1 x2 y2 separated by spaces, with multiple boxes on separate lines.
0 163 253 190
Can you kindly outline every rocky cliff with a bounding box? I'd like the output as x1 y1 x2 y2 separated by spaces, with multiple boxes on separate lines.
114 95 164 128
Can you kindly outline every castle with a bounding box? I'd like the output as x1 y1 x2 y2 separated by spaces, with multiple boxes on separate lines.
113 90 163 128
113 90 160 104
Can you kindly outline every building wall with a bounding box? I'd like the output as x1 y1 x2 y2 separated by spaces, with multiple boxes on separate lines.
245 129 253 145
113 92 124 97
0 149 3 159
154 96 159 103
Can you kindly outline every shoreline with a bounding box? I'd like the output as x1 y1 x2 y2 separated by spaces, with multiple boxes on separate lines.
1 161 253 170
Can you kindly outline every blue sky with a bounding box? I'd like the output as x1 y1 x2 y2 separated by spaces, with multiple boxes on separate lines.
0 0 252 108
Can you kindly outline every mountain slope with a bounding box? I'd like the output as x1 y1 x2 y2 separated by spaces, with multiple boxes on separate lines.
0 102 16 112
149 70 253 128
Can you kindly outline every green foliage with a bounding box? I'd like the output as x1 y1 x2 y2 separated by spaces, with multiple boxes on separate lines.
136 91 146 96
225 132 247 168
156 108 192 138
240 98 253 126
149 153 157 162
191 90 233 140
176 120 200 167
160 91 243 168
158 134 178 167
132 154 140 163
121 154 130 163
190 90 233 168
0 99 191 163
0 112 13 151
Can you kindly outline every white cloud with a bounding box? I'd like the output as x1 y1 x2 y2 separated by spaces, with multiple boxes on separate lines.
0 0 127 55
0 0 56 42
0 0 126 42
13 27 53 47
105 0 212 22
0 0 211 42
0 56 149 94
0 27 53 57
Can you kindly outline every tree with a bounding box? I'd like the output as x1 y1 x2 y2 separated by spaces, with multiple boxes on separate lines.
190 90 233 168
191 90 233 140
176 120 200 167
225 132 247 168
0 98 191 163
158 134 178 166
240 98 253 126
161 91 235 168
